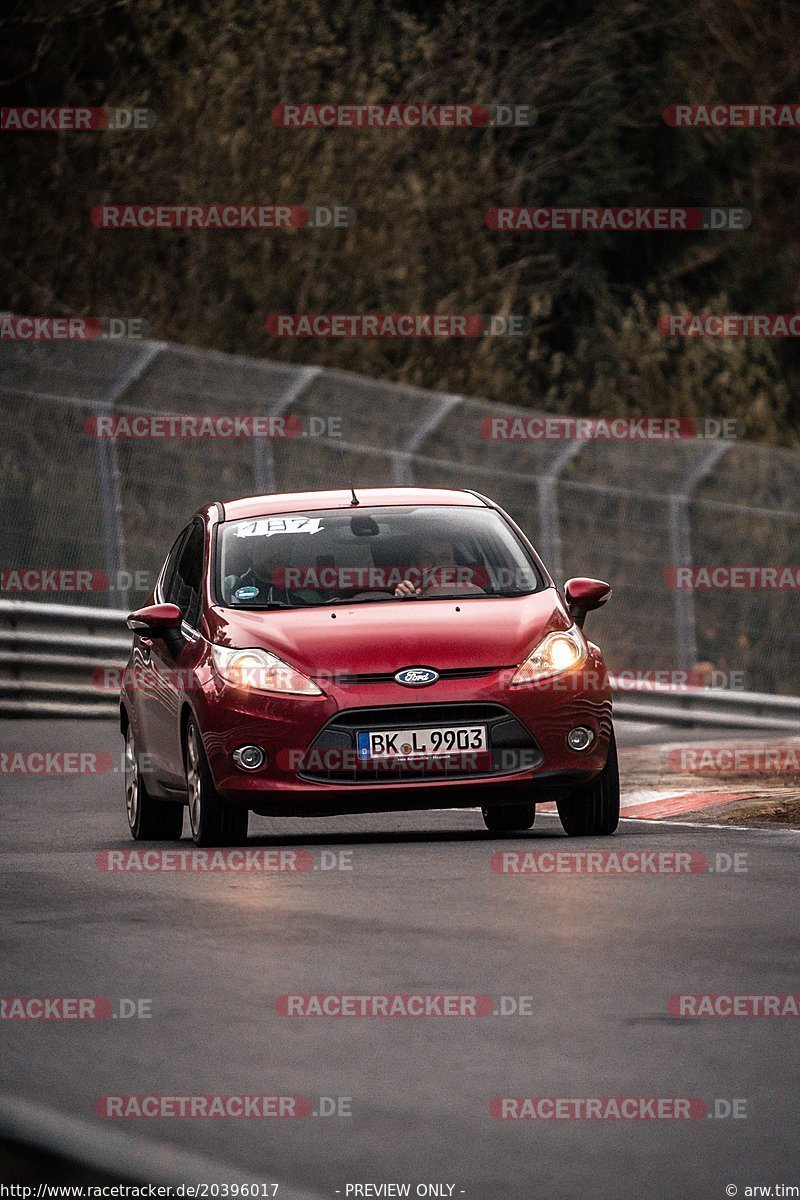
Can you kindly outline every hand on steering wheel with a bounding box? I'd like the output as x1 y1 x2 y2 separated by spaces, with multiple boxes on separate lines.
394 579 422 599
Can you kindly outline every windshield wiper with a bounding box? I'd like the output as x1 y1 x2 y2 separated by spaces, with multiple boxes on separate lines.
228 601 295 610
321 594 395 604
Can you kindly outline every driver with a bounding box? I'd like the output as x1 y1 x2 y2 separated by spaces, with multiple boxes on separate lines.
225 535 324 606
394 536 485 599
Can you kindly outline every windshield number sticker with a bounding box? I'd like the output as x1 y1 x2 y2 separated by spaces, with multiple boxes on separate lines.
234 516 323 538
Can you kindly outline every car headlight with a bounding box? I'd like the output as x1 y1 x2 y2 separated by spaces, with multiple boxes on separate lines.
211 645 322 696
510 626 587 685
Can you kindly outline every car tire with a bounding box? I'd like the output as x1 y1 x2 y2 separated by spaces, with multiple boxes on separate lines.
556 729 620 836
125 724 184 840
185 718 249 847
481 802 536 833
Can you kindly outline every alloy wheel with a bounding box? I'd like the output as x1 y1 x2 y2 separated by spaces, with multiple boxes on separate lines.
186 723 202 837
125 727 139 831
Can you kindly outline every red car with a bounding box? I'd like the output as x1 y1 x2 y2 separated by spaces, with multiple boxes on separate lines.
121 487 618 845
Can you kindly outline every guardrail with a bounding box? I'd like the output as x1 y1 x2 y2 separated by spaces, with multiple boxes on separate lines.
2 600 799 730
0 599 129 717
610 684 800 731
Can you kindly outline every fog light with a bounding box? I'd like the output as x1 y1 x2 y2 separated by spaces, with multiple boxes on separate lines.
232 745 266 771
566 726 594 752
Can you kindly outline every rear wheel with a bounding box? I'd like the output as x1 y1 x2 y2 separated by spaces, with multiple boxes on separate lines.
481 802 536 833
125 724 184 840
556 729 620 836
185 718 248 847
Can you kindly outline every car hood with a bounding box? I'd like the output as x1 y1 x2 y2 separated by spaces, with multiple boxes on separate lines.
207 588 571 677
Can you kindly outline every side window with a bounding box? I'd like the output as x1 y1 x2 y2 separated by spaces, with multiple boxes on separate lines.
166 521 205 628
159 527 189 601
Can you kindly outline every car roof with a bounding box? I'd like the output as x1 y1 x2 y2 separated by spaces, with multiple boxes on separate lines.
218 487 487 521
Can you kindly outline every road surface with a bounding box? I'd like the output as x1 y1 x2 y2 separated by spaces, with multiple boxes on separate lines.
1 718 798 1198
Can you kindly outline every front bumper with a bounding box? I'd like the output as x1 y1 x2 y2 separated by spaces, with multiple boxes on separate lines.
192 650 613 816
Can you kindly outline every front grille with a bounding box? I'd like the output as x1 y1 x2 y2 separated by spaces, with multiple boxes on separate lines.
324 667 501 685
298 702 542 784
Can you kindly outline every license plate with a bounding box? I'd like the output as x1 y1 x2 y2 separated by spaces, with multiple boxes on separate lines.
356 725 488 761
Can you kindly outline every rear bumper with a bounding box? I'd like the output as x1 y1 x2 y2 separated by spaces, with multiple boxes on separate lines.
193 653 612 816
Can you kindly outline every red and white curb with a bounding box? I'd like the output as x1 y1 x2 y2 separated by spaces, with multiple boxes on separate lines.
539 787 762 821
618 788 761 819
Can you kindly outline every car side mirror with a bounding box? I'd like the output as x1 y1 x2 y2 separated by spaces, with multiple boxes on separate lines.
127 603 185 654
564 577 612 629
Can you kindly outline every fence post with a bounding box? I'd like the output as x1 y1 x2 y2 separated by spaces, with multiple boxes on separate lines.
394 393 463 486
537 440 584 585
669 441 730 669
96 343 164 609
253 366 322 494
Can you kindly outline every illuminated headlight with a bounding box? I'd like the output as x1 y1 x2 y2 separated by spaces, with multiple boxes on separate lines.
211 646 322 696
510 626 587 685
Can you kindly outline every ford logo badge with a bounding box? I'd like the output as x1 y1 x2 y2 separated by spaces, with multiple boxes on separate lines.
395 667 439 687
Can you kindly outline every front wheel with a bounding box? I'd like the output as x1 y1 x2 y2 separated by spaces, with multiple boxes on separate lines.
481 802 536 833
556 729 620 836
125 724 184 840
185 718 248 847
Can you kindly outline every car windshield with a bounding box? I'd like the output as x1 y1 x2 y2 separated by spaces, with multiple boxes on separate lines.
217 505 544 608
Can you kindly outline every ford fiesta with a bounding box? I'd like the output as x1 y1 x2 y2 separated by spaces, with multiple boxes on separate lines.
120 487 618 845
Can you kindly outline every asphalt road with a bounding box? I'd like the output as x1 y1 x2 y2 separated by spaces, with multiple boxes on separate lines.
1 718 798 1199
